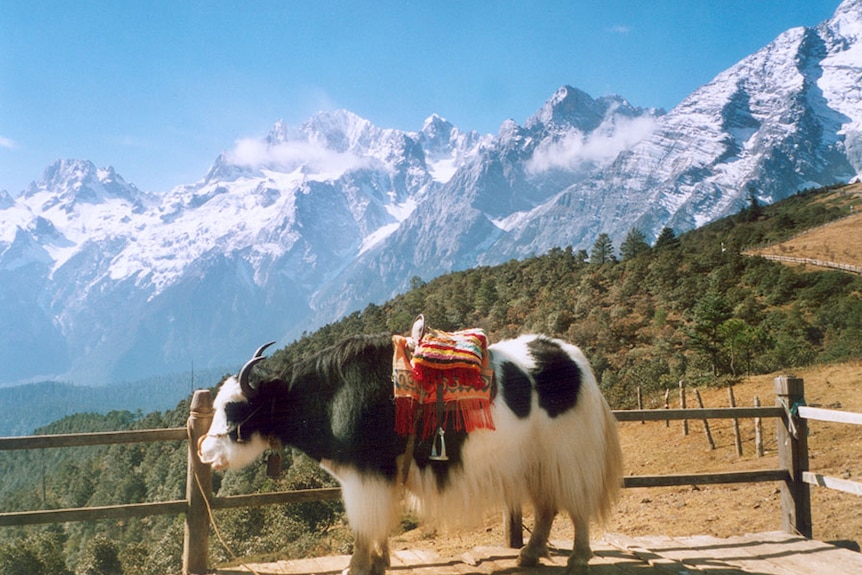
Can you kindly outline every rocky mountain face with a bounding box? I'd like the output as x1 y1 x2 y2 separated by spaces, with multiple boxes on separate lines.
1 0 860 386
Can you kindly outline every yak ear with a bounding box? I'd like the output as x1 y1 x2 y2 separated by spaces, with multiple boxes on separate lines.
411 314 426 344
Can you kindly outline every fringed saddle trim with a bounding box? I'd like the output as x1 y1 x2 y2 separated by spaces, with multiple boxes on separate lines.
392 333 495 439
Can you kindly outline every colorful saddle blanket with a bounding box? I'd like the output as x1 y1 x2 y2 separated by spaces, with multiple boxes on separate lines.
392 328 495 438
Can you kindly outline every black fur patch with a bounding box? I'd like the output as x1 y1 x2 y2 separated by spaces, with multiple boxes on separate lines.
411 427 468 490
245 334 408 482
499 360 532 419
528 337 581 417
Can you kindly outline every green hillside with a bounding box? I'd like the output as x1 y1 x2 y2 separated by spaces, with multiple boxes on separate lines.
1 183 860 574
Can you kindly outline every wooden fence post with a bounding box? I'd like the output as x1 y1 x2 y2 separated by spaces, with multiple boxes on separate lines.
184 390 214 575
729 387 743 457
694 389 715 450
637 386 644 424
754 396 764 457
774 376 811 538
504 508 524 549
664 388 670 428
679 380 688 436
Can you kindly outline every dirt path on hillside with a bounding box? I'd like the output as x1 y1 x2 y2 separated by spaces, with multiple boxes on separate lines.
753 183 862 269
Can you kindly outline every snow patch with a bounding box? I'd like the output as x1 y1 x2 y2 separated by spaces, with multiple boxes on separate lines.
427 157 459 183
358 198 417 255
385 197 417 222
491 210 531 232
358 222 401 255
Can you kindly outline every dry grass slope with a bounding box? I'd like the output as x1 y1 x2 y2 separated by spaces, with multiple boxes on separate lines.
753 183 862 270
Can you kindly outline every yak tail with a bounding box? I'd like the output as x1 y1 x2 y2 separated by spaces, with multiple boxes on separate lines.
594 393 624 526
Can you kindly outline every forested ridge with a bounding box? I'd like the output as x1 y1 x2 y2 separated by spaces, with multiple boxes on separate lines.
0 367 229 437
1 184 860 574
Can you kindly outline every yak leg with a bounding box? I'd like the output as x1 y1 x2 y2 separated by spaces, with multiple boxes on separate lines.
371 539 390 573
566 514 592 574
344 533 373 575
331 465 399 575
517 505 556 567
344 534 389 575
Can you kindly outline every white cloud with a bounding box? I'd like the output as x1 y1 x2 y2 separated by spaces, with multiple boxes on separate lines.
608 24 631 34
228 137 366 177
527 115 657 174
0 135 17 149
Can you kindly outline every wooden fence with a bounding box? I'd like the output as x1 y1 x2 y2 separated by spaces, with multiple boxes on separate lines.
749 253 862 275
1 375 861 575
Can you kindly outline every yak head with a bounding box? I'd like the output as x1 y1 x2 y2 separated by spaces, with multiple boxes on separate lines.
198 342 276 471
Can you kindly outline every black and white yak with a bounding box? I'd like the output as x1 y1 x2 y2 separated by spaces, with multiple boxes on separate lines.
199 332 623 574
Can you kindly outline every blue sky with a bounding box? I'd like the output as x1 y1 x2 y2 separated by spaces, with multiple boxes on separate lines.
0 1 843 195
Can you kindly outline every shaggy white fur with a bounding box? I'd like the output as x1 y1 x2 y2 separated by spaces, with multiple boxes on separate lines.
405 335 622 530
200 334 623 575
198 376 270 471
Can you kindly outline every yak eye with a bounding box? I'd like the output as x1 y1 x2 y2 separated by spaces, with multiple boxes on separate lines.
225 401 252 420
224 401 262 443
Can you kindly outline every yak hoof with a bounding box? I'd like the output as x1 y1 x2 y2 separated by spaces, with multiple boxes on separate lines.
341 560 387 575
341 567 385 575
565 554 590 574
517 544 549 567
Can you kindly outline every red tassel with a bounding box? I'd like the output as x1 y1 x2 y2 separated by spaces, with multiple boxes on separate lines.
394 397 417 436
412 365 484 390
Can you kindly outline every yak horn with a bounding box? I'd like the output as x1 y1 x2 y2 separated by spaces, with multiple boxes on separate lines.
238 341 276 398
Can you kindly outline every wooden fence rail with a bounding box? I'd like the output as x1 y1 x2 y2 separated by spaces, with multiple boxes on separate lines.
1 375 860 574
749 253 862 275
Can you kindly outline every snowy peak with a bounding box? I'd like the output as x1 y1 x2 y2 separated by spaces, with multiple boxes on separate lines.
0 189 13 210
830 0 862 38
525 85 600 131
524 85 656 134
301 109 376 152
522 86 663 174
420 114 458 155
24 159 145 207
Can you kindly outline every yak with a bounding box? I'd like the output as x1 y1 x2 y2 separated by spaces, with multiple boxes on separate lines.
199 329 622 575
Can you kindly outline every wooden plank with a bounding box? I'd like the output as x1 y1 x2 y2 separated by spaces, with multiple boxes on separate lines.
802 471 862 496
211 487 342 509
613 406 783 422
601 533 705 574
623 469 788 488
0 427 187 450
626 535 746 574
740 531 862 574
0 500 187 526
668 533 800 575
587 547 645 575
216 534 862 575
797 405 862 426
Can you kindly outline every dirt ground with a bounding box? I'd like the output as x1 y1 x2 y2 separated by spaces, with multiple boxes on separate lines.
390 360 862 556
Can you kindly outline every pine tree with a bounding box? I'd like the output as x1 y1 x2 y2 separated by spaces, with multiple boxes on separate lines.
688 289 732 376
590 233 617 264
620 228 650 260
653 226 678 250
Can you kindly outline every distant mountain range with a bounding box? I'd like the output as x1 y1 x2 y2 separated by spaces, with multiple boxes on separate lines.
1 0 860 388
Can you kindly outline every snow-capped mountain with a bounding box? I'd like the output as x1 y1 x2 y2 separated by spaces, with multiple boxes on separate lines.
1 0 860 387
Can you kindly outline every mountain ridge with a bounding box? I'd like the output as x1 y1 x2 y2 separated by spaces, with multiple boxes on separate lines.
1 0 860 386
